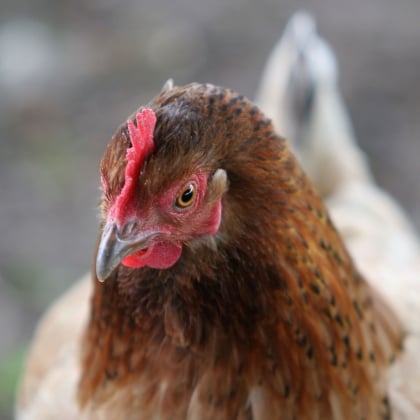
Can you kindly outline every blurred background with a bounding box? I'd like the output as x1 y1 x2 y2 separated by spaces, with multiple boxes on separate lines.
0 0 419 418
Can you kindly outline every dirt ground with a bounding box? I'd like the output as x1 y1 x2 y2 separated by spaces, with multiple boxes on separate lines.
0 0 419 418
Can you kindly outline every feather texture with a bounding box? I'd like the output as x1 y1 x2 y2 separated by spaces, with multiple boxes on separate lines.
17 12 420 420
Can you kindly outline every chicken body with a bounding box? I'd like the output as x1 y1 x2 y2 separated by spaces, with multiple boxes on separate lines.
18 81 402 420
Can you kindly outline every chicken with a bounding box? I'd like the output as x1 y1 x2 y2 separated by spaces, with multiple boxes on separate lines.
17 84 402 419
17 13 419 420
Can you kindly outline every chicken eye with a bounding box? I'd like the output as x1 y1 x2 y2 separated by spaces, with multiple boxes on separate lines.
176 183 196 208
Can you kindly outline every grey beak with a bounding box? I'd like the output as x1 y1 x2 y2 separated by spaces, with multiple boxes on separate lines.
95 222 154 282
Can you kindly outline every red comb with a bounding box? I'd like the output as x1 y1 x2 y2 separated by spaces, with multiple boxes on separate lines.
111 108 156 223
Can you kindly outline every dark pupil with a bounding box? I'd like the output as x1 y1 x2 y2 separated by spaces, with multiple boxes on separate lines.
181 187 193 203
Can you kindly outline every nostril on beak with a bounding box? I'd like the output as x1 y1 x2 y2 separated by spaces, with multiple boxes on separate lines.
120 219 139 238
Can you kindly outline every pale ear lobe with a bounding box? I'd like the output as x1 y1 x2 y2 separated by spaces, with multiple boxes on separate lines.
210 169 228 197
161 79 175 93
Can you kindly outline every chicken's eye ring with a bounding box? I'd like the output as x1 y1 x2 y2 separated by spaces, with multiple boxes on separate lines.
175 183 196 208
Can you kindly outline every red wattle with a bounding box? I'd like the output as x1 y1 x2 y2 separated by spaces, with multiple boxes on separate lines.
122 242 182 269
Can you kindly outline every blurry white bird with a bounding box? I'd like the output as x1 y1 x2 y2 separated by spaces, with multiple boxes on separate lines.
257 11 420 418
256 11 373 196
